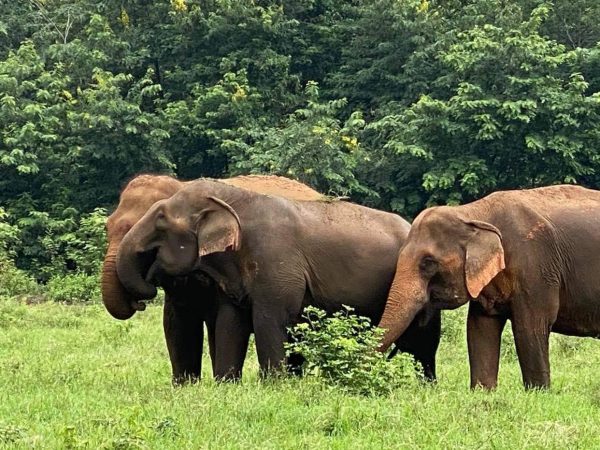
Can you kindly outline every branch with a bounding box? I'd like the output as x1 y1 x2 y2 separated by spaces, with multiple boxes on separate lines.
561 16 577 50
30 0 70 44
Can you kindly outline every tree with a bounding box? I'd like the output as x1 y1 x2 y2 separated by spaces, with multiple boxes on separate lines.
229 81 370 197
366 4 600 215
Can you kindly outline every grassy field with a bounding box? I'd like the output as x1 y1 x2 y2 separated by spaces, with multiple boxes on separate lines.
1 298 599 449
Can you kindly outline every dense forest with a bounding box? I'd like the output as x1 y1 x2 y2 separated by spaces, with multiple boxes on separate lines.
1 0 600 283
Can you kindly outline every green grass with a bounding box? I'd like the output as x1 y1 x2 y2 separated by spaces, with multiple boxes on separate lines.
1 298 600 449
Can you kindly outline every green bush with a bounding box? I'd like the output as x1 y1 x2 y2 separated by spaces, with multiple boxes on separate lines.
12 208 108 282
45 273 101 304
0 256 39 298
440 308 466 344
286 306 420 396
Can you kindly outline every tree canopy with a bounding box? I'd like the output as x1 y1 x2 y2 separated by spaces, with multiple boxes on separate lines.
1 0 600 279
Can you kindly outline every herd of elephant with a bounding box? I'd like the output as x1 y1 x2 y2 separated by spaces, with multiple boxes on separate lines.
102 174 600 391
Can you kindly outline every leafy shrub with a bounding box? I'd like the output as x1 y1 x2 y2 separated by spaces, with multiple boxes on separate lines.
286 306 420 396
0 256 39 298
0 207 38 298
13 207 108 282
0 207 20 257
46 273 100 304
440 308 466 344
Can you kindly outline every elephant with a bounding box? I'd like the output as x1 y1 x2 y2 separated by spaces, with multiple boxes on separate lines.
377 184 600 390
115 178 441 381
102 173 324 384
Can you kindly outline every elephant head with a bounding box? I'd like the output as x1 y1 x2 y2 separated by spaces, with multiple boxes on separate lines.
102 174 322 320
102 175 184 320
115 187 242 300
377 206 505 351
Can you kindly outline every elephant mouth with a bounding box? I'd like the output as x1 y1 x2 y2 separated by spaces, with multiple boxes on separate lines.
143 252 190 288
126 247 161 307
139 247 159 279
144 260 179 290
145 257 162 286
429 291 463 310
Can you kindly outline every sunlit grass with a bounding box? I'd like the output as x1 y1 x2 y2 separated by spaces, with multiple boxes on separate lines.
1 298 599 449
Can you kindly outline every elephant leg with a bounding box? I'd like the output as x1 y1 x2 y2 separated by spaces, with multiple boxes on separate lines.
253 311 288 377
213 300 252 381
252 302 304 377
163 293 205 386
250 278 305 377
467 301 507 390
511 289 558 389
393 309 441 381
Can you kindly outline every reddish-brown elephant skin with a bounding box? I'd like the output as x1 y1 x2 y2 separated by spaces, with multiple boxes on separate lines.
377 185 600 390
103 174 441 384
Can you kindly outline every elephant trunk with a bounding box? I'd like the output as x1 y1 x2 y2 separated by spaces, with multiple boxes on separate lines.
101 243 138 320
377 262 428 352
115 219 158 302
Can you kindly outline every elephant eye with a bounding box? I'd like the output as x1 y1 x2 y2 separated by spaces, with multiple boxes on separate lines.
419 256 438 275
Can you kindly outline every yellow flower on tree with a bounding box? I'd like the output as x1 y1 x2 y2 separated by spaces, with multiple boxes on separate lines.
119 7 130 27
341 135 358 150
171 0 188 12
232 86 247 101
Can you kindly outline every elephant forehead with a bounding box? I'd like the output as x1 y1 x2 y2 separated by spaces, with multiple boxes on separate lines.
413 208 451 232
106 213 137 237
165 190 199 210
165 215 191 231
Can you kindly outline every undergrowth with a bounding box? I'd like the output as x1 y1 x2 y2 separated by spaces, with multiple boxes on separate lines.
286 306 420 395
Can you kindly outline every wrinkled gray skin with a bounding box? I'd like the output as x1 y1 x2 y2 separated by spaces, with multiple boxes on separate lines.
102 174 324 384
378 185 600 390
117 179 441 380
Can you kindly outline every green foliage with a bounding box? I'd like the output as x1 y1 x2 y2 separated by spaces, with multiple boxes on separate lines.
541 0 600 48
161 69 263 179
0 207 19 257
46 273 101 304
286 306 419 395
3 0 600 276
230 82 371 196
365 3 600 214
9 207 107 281
330 0 433 110
0 208 39 296
0 257 39 299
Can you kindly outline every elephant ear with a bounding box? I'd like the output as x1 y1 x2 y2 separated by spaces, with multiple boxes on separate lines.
195 197 242 257
464 220 505 299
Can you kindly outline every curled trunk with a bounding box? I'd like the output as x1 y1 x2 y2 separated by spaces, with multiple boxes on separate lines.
115 220 158 301
101 244 138 320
